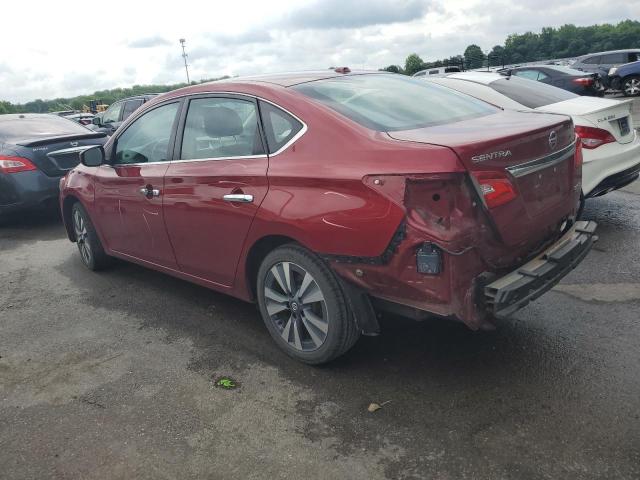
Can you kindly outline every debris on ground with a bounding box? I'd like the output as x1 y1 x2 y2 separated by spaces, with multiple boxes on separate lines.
214 376 239 389
368 400 391 412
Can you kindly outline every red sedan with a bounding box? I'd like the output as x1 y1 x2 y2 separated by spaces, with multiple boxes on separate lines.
60 70 597 364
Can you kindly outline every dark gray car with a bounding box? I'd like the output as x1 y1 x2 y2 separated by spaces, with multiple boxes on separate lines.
572 49 640 74
0 114 106 216
90 94 158 135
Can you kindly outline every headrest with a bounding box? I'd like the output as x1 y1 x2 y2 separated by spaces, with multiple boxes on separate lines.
202 106 243 137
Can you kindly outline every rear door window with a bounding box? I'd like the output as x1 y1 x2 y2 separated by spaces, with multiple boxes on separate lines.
513 70 539 81
259 101 303 154
180 97 263 160
600 53 626 64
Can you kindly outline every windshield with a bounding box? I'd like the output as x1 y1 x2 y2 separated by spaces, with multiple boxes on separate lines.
489 77 578 109
292 74 496 132
0 114 92 143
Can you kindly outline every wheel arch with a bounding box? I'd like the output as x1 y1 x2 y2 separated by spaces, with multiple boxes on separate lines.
244 234 299 301
62 195 81 242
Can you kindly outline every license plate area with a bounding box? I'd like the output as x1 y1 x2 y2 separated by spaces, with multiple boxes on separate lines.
618 116 630 136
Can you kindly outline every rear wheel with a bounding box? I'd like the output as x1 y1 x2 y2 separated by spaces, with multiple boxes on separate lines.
256 244 360 364
622 76 640 97
71 203 111 271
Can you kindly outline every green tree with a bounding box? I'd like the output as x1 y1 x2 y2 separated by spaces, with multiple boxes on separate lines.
464 44 485 69
488 45 505 67
404 53 425 76
381 65 403 74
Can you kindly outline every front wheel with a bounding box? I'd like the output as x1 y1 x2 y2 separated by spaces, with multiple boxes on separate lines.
256 244 360 364
622 76 640 97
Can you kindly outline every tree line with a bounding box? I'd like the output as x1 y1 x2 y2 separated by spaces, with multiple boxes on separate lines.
383 19 640 76
0 78 228 115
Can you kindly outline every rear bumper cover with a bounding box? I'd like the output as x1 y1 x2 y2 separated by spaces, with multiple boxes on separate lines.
587 161 640 198
0 170 61 215
484 221 597 319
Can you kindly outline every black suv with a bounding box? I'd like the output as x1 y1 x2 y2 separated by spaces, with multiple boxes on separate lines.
90 94 158 135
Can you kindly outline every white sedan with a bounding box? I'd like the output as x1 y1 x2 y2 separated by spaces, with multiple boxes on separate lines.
425 72 640 211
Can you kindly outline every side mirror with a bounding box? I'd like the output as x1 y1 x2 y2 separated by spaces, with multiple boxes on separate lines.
80 145 105 167
92 116 101 126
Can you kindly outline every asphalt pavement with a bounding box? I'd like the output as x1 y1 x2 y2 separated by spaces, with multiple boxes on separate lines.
1 121 640 480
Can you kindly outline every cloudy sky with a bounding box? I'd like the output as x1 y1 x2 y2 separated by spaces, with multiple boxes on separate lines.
1 0 638 103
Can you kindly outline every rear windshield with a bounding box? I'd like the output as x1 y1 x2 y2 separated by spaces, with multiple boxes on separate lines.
292 74 496 132
0 114 91 143
542 65 590 76
489 77 577 109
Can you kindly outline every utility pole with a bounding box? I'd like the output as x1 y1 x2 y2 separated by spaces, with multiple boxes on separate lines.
179 38 190 84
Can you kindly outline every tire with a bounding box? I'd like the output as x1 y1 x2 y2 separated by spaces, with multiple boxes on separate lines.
71 202 111 271
576 191 585 220
622 76 640 97
256 244 360 365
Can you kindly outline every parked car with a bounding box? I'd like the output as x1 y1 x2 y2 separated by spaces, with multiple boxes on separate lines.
59 71 596 364
90 94 158 135
608 60 640 97
63 112 96 126
425 72 640 212
0 114 106 216
412 66 461 77
499 65 605 96
572 49 640 74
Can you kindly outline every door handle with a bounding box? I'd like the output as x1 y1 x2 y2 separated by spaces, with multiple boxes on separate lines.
223 193 254 203
139 186 160 197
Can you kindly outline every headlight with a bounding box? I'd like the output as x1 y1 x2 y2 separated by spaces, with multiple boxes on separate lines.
609 67 618 76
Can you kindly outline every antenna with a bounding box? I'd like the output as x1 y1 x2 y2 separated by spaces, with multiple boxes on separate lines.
179 38 191 84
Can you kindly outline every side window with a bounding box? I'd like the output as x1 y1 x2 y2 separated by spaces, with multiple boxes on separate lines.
121 99 144 121
113 102 179 165
536 71 549 81
629 53 640 63
180 97 262 160
600 53 625 64
414 71 426 77
514 70 539 81
259 101 303 154
102 102 123 124
429 69 440 75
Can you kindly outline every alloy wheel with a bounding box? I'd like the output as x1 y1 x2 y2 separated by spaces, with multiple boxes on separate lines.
264 261 328 352
624 78 640 96
73 209 92 265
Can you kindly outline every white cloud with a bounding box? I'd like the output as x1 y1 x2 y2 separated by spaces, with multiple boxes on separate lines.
0 0 637 103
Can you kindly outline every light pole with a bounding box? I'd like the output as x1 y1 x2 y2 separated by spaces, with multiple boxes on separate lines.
179 38 190 84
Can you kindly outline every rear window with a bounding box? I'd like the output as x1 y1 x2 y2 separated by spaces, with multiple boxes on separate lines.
543 65 591 76
489 77 577 109
0 114 91 143
292 74 496 132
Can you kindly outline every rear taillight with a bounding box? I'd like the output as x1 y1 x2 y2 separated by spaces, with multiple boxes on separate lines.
575 125 616 149
471 171 517 209
0 155 37 174
572 77 594 87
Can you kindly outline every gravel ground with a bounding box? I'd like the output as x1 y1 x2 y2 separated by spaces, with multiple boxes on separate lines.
1 102 639 480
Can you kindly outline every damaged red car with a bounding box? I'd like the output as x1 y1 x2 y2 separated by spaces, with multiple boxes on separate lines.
59 71 597 364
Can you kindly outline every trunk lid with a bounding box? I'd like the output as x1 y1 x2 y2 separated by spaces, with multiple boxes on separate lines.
388 110 577 247
536 97 634 144
16 133 107 177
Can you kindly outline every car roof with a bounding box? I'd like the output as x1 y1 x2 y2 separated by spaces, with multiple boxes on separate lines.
577 49 640 59
442 72 504 85
204 70 385 88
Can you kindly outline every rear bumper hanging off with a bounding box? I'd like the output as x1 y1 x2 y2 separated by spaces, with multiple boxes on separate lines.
484 221 598 319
